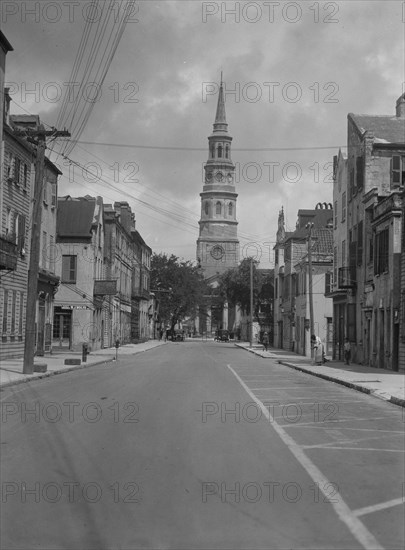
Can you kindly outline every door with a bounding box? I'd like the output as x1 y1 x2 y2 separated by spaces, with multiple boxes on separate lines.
53 310 72 350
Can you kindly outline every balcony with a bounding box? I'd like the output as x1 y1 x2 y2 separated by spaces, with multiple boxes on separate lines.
338 266 356 289
0 235 18 270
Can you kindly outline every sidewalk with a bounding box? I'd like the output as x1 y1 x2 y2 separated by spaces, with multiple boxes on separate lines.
0 340 167 389
235 343 405 408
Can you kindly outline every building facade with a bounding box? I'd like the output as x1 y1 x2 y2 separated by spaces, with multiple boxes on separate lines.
131 229 151 342
53 195 106 352
103 202 135 346
331 94 405 369
274 204 333 356
10 114 62 356
0 100 33 359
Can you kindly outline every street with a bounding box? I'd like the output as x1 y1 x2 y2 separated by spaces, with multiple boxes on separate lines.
1 341 404 550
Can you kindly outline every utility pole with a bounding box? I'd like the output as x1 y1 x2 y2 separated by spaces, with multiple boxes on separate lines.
249 257 253 348
306 222 315 360
23 125 70 374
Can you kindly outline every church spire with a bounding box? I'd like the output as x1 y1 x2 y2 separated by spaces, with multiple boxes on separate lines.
213 76 228 134
276 207 285 243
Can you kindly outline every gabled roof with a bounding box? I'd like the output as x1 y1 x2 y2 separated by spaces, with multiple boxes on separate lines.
57 196 96 239
0 31 13 53
349 113 405 144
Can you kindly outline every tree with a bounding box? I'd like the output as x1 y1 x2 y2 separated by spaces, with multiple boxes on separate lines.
218 257 262 314
151 253 209 330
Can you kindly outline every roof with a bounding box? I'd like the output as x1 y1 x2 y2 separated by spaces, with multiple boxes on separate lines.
57 196 96 239
349 113 405 144
0 31 13 53
311 228 333 256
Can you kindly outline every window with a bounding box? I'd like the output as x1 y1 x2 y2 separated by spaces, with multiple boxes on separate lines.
15 215 26 253
210 145 215 158
43 179 48 204
14 157 21 184
204 202 209 215
218 145 222 158
49 236 55 272
357 220 363 266
6 153 14 180
23 164 28 190
275 278 278 299
334 201 338 229
392 156 405 187
347 303 356 341
341 192 346 222
51 182 57 207
228 202 233 216
374 228 389 275
334 246 337 284
62 255 77 283
2 290 9 333
11 291 16 333
356 156 363 190
275 248 279 265
349 168 354 199
225 145 229 158
42 231 47 268
216 201 221 215
19 292 24 335
5 209 12 237
342 240 346 266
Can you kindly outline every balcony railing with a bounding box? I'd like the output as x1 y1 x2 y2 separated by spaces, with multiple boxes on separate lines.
338 266 356 289
0 235 18 270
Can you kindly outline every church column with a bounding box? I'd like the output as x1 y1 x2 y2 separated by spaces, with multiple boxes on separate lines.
206 307 212 335
222 301 228 330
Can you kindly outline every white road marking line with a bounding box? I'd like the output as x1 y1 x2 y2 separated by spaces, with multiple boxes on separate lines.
227 363 384 550
280 424 404 434
353 498 404 517
303 446 404 453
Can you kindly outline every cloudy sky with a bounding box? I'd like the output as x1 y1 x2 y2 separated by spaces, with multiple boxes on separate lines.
1 0 404 268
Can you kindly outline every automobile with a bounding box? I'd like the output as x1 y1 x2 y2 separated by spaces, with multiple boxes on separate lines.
168 330 184 342
215 329 229 342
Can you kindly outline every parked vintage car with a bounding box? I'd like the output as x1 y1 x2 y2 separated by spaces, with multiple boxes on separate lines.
215 329 229 342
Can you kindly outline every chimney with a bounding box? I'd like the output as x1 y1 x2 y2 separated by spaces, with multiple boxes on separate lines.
396 93 405 117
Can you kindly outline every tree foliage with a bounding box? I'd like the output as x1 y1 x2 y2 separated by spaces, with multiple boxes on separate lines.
218 258 262 314
218 259 274 324
151 253 209 330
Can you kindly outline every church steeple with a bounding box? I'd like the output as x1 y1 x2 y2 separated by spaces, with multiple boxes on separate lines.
213 76 228 134
196 75 239 280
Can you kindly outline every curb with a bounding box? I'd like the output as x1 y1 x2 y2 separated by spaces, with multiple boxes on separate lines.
234 344 404 409
0 343 167 390
277 360 372 396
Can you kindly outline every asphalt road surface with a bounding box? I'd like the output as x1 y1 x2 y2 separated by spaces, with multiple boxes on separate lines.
1 341 404 549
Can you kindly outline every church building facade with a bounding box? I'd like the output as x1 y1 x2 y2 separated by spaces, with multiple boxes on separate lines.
196 79 241 335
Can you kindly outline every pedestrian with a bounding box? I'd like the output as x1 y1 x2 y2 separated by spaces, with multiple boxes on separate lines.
344 338 351 365
311 334 323 365
262 331 269 352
